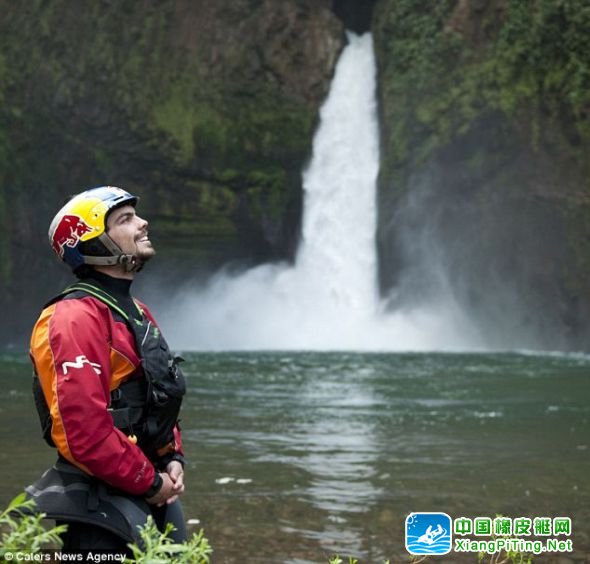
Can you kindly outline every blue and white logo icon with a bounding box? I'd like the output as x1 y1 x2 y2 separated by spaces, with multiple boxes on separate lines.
405 512 452 555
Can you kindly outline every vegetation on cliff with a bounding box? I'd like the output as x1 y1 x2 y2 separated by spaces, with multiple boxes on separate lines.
0 0 343 344
2 0 590 348
374 0 590 178
373 0 590 348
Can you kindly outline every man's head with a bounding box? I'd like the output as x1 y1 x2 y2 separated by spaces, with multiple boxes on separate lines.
49 186 155 277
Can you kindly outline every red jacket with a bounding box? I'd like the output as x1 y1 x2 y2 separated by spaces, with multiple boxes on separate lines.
30 294 183 495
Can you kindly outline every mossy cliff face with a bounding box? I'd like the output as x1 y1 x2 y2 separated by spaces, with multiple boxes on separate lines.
3 0 589 350
0 1 343 343
373 0 590 349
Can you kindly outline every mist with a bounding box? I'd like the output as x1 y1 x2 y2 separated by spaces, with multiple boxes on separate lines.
149 33 488 352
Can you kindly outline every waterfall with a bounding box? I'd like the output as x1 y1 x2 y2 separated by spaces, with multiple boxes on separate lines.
159 33 483 351
297 33 379 316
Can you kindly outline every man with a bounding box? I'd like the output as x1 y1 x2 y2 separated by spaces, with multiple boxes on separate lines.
26 186 187 551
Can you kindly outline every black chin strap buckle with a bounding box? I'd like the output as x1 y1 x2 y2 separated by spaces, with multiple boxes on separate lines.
118 254 141 273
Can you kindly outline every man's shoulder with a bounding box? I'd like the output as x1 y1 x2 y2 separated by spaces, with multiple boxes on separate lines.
45 293 115 321
32 294 116 344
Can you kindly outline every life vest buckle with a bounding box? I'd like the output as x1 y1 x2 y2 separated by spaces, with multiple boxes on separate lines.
151 389 169 406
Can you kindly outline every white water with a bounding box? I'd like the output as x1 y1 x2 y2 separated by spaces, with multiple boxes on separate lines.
160 33 484 351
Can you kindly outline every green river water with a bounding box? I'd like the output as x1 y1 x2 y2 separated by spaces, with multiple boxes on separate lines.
0 351 588 562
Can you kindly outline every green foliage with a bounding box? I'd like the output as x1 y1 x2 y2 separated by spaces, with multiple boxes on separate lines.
152 86 313 169
0 497 543 564
486 0 590 149
374 0 462 169
328 557 359 564
0 0 321 308
0 493 66 554
245 168 289 221
374 0 590 175
328 558 394 564
126 516 212 564
0 494 212 563
151 81 205 164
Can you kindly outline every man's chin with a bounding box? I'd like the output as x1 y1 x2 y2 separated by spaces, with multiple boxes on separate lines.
136 241 156 261
138 248 156 262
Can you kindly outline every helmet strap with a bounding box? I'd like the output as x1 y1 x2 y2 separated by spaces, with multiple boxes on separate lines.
118 254 143 273
83 255 120 266
82 233 141 272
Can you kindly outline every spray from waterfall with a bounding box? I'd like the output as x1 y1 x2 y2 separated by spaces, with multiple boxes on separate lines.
158 33 484 351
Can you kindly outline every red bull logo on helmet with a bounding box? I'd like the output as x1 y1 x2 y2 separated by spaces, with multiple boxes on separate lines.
51 214 94 257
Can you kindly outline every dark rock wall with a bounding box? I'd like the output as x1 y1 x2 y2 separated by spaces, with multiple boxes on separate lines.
0 0 343 345
373 0 590 349
2 0 590 351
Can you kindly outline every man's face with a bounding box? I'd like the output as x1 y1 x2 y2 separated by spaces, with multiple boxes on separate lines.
106 204 156 263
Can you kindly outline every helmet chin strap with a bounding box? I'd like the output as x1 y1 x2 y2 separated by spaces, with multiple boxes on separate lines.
82 233 142 273
118 254 143 273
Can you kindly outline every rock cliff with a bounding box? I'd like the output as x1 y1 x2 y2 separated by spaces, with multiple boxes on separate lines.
374 0 590 349
0 0 343 343
1 0 590 350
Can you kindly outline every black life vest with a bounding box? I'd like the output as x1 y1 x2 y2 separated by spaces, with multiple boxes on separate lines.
32 281 186 461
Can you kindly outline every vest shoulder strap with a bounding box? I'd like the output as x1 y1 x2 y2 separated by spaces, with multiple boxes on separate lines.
48 282 144 329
